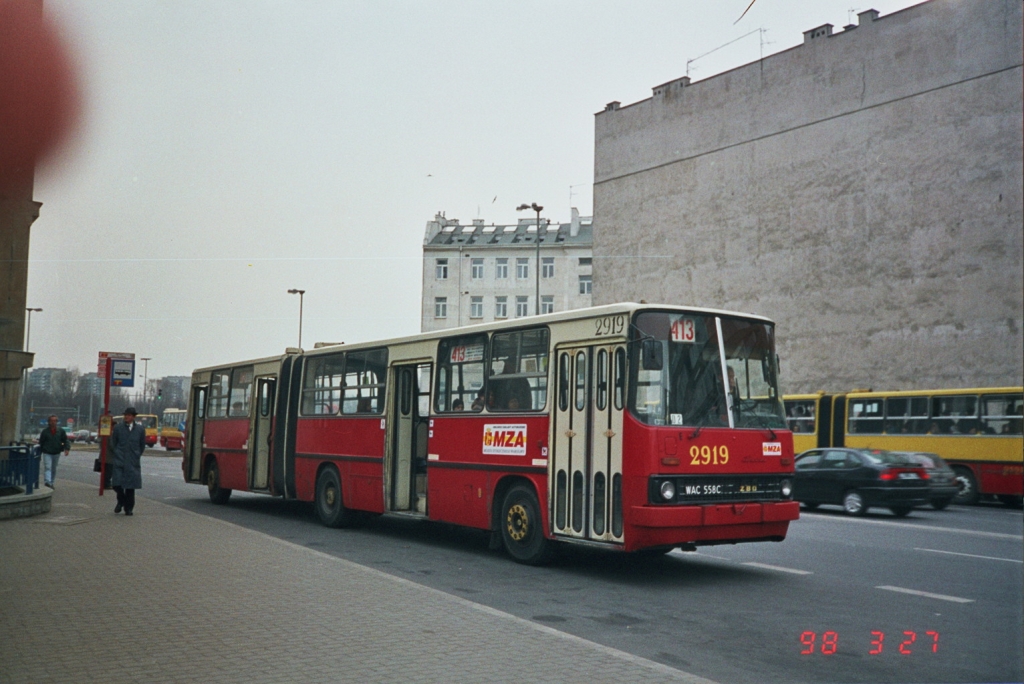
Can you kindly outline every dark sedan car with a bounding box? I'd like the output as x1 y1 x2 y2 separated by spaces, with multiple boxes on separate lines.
892 451 960 510
794 448 930 517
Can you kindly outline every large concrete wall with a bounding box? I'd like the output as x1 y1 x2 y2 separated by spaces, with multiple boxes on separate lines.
593 0 1023 393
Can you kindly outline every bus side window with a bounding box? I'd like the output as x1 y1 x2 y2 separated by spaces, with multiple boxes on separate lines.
436 334 487 413
558 353 569 412
981 394 1024 435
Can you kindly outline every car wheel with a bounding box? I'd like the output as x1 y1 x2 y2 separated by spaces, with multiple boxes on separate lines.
952 467 980 506
800 502 819 510
931 497 953 511
501 484 556 565
315 467 354 528
889 506 913 517
842 490 867 516
206 459 231 505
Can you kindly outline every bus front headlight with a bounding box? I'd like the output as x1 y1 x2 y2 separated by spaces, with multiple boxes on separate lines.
659 480 676 502
780 479 793 498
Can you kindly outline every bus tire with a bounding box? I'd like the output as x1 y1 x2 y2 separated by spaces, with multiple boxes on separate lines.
842 490 867 516
206 459 231 505
952 467 980 506
501 485 555 565
315 467 354 528
889 506 913 518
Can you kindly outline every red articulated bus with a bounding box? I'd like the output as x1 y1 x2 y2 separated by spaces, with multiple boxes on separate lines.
182 303 799 564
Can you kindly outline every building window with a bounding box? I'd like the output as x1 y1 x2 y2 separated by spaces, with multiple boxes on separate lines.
495 258 508 279
516 296 529 317
516 258 529 279
542 257 554 278
470 296 483 319
434 297 447 318
495 296 508 319
578 257 592 266
435 258 448 280
579 275 592 295
541 296 554 314
471 258 483 280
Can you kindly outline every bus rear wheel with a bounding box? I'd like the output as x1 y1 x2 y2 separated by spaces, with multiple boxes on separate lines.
501 485 555 565
315 467 354 528
206 459 231 505
952 467 980 506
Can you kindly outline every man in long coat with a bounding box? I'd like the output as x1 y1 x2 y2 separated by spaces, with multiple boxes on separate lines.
109 406 145 515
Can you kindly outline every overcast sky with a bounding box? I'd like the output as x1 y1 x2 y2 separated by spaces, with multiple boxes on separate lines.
29 0 921 382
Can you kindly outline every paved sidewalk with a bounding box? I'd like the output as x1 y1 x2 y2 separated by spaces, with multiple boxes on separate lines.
0 480 716 684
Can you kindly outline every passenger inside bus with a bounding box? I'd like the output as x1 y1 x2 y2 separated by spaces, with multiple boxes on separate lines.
451 398 464 411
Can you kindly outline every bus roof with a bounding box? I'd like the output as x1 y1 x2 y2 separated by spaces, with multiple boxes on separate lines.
191 302 776 374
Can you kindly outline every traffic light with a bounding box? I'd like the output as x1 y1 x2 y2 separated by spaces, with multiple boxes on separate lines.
157 387 162 400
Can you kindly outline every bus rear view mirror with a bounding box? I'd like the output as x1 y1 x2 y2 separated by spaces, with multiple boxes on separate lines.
641 339 663 371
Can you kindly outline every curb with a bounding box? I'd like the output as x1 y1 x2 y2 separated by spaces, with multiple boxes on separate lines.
0 487 52 520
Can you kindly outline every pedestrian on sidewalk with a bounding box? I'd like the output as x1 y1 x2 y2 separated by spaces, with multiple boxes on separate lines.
38 414 70 488
109 406 145 516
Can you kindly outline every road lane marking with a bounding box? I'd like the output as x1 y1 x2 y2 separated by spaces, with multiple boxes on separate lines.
742 562 812 575
801 514 1023 541
875 585 974 604
914 548 1023 564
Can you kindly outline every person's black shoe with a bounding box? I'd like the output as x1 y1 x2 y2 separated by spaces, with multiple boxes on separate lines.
125 510 133 516
114 504 122 513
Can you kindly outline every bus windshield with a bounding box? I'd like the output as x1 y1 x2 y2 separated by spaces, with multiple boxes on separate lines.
630 311 786 429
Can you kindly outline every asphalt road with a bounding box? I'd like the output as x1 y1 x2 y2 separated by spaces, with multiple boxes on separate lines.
58 448 1023 684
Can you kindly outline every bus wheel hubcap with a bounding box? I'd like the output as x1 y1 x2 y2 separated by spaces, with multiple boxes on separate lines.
325 487 336 507
507 504 528 541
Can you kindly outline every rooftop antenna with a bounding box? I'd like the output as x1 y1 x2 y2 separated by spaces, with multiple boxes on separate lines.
569 183 588 209
686 28 766 79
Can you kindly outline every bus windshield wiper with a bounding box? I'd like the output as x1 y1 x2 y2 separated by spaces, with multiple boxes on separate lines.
735 399 778 440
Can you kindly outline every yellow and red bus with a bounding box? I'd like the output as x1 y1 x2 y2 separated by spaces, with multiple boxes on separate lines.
160 408 187 450
784 388 1023 506
184 303 799 563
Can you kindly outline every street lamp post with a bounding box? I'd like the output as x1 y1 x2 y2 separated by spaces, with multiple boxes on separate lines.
18 307 43 440
516 203 544 315
24 307 42 351
288 289 306 348
140 357 151 410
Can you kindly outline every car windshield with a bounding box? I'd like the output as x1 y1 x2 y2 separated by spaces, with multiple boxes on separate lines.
630 311 786 429
858 450 912 465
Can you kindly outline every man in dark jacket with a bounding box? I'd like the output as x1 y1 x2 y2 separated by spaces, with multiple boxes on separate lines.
109 406 145 515
38 414 69 488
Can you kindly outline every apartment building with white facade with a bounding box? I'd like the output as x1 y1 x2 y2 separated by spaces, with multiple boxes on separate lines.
421 209 593 332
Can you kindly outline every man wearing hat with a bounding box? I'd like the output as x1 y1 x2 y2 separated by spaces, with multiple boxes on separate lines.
109 407 145 515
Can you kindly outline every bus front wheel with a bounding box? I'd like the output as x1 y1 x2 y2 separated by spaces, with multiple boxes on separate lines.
315 467 354 528
500 485 555 565
952 467 979 506
206 459 231 505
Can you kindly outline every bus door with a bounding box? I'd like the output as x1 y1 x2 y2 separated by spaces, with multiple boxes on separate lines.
389 363 431 513
186 384 207 482
551 345 625 544
249 376 275 490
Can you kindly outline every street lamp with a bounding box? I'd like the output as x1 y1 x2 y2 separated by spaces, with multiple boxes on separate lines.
19 307 43 440
140 357 151 408
24 307 42 351
516 203 544 315
288 289 306 348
